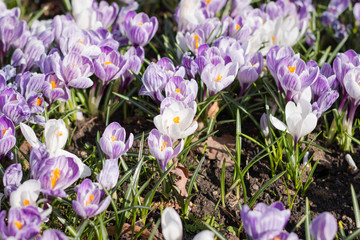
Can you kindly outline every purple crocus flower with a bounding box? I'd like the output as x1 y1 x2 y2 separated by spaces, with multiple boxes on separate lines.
312 90 339 118
52 51 94 89
276 55 319 102
139 62 168 104
181 52 198 79
99 122 134 159
15 72 45 100
238 52 263 96
148 129 184 171
354 3 360 23
201 61 238 96
0 115 16 159
310 212 337 240
195 45 225 75
124 11 158 47
85 27 119 51
59 31 101 59
321 0 350 26
118 46 143 93
266 46 295 89
11 38 46 73
241 202 291 240
93 1 119 29
39 229 69 240
165 77 198 106
97 159 119 190
43 73 70 105
259 231 299 240
94 48 129 86
72 179 111 219
311 63 338 101
0 88 31 124
3 163 22 198
37 155 80 198
0 206 41 240
0 13 29 57
201 0 226 18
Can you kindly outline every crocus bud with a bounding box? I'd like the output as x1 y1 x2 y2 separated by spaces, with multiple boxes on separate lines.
3 163 22 197
310 212 337 240
38 229 69 240
260 113 269 138
97 159 119 190
345 154 358 173
303 151 310 168
161 207 183 240
193 230 215 240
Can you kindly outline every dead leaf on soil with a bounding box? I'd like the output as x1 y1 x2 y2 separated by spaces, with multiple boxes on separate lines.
107 223 159 240
171 163 189 198
208 101 219 119
196 134 236 168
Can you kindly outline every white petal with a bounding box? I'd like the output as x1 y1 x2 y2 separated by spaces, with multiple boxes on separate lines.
299 113 317 139
55 149 91 178
161 207 183 240
193 230 215 240
20 123 41 148
10 179 41 208
269 115 287 132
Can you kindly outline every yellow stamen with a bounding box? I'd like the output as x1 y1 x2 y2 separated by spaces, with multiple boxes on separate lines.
235 24 241 30
206 0 211 5
137 22 143 26
160 142 168 151
271 36 275 42
215 75 223 82
105 61 112 66
12 98 17 101
59 131 63 136
111 136 117 141
173 116 180 124
78 40 84 44
194 35 199 49
36 97 41 107
51 81 56 89
288 66 296 73
175 88 181 93
73 63 76 67
2 129 7 135
23 199 30 206
274 237 280 240
14 221 23 230
86 194 94 206
51 168 61 189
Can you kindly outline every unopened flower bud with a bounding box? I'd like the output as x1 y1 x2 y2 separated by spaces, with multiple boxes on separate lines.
345 154 358 173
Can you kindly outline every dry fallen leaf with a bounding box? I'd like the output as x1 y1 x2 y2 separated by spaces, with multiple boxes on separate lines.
171 163 189 198
196 134 236 168
208 101 219 119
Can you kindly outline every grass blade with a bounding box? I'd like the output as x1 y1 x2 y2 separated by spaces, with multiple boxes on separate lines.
351 184 360 228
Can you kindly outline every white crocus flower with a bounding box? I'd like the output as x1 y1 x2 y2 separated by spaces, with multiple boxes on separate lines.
154 101 198 142
161 207 183 240
10 180 41 208
270 99 317 143
72 0 102 29
193 230 215 240
20 120 91 178
344 68 360 104
177 0 205 32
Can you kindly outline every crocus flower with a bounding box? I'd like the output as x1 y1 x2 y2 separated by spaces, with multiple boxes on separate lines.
72 0 102 30
260 113 269 138
3 163 22 197
161 207 183 240
38 155 80 198
20 120 91 178
154 101 198 141
238 52 263 96
39 229 69 240
312 90 339 118
148 129 184 171
94 48 129 86
72 179 111 219
201 61 238 96
175 0 205 32
240 202 291 239
52 51 94 89
9 180 40 208
0 206 41 240
99 122 134 159
0 114 16 159
0 88 31 124
355 3 360 23
97 159 119 190
165 77 198 106
124 11 158 46
93 1 119 29
43 73 70 104
310 212 337 240
193 230 215 240
270 99 317 144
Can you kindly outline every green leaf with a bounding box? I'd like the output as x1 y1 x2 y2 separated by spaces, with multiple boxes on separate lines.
351 184 360 228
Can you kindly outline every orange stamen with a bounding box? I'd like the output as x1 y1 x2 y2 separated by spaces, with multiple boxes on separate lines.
14 221 23 230
288 66 296 73
111 136 117 141
235 24 241 30
137 22 143 26
194 35 199 49
78 40 84 44
51 81 56 89
271 36 275 42
23 199 30 206
51 168 61 189
86 194 94 206
173 116 180 123
2 129 7 135
36 97 41 107
160 142 168 151
104 61 112 66
59 131 63 136
215 75 223 82
175 88 181 93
